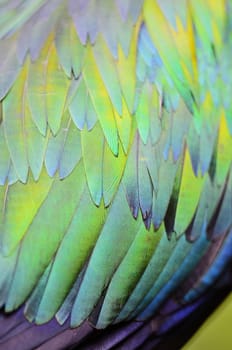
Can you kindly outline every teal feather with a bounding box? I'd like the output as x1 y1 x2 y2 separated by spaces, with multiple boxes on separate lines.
0 2 231 350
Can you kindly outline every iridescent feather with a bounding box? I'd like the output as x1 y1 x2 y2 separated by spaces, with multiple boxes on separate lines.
0 1 231 349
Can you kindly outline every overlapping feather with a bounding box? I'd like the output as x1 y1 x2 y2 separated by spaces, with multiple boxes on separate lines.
0 0 231 334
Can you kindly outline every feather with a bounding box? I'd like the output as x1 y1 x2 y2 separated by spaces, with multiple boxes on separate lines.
29 187 106 324
5 162 86 311
138 235 192 320
0 35 21 100
3 64 29 183
0 125 11 185
0 2 231 349
103 140 127 207
96 222 162 328
25 102 47 181
83 45 118 155
71 185 142 327
93 35 122 115
114 98 132 154
174 148 205 236
117 20 140 114
115 224 168 323
46 43 70 135
55 18 84 78
81 122 104 206
1 169 53 255
68 78 88 130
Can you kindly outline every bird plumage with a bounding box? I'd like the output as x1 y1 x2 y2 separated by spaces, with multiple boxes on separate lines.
0 0 231 349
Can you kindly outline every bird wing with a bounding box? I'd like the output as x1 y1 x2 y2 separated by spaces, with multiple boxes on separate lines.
0 0 231 340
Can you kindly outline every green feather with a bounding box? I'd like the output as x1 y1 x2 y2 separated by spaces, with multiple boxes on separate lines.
81 122 104 206
31 187 106 324
83 45 118 155
5 162 85 311
0 125 11 185
96 223 162 328
1 169 53 255
70 185 142 327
